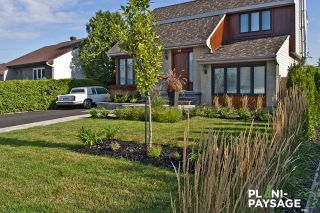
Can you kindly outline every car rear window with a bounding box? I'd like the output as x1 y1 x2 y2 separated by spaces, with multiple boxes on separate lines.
96 88 107 94
70 89 85 94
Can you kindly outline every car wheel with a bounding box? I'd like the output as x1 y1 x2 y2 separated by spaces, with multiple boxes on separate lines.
83 99 92 109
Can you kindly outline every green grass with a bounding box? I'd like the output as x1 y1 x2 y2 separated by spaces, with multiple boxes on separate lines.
0 117 267 212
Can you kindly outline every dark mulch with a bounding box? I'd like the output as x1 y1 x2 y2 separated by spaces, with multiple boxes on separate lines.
76 140 184 169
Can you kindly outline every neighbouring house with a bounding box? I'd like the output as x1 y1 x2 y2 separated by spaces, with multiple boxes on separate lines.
108 0 307 109
1 37 84 81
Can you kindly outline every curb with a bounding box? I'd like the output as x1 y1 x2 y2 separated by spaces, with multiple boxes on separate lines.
0 114 90 133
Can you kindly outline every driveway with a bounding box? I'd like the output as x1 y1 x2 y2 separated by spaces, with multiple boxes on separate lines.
0 109 89 129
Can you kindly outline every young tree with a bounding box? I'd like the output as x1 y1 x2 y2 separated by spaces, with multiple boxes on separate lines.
79 10 122 85
115 0 163 150
318 58 320 67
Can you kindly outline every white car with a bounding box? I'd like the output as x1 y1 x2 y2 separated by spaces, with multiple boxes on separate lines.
56 86 109 109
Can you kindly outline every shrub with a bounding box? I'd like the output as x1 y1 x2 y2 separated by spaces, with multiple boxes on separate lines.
148 145 162 158
110 142 121 151
204 107 218 118
238 107 253 120
224 95 233 108
213 97 220 108
104 125 119 140
256 96 264 110
153 107 183 123
190 106 206 117
114 107 145 121
240 96 248 109
100 108 109 118
254 109 271 121
218 107 238 119
0 79 101 115
77 127 102 146
171 151 181 161
90 108 99 118
151 96 167 107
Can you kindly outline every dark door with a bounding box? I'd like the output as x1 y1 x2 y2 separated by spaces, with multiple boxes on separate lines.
172 49 192 90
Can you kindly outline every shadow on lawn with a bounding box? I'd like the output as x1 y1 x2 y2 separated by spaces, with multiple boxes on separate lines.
0 137 79 150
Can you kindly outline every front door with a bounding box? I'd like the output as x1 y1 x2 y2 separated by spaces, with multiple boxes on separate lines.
172 49 193 90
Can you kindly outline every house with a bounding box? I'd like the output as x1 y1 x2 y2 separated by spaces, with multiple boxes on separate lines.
108 0 307 109
0 63 7 81
1 37 84 81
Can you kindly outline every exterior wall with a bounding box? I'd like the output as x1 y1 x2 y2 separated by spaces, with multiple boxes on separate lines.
53 49 84 79
294 0 307 57
276 36 296 77
193 46 210 95
200 64 212 105
223 5 296 52
6 66 52 80
0 74 3 81
162 50 172 75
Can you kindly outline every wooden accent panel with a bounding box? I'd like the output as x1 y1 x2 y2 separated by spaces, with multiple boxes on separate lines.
210 18 225 50
212 95 266 109
223 5 295 52
172 49 192 90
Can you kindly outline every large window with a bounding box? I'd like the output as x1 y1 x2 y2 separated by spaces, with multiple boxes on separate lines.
33 68 45 80
213 66 265 95
240 10 271 33
119 58 134 85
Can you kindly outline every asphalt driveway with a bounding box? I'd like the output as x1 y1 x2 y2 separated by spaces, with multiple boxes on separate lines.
0 109 89 129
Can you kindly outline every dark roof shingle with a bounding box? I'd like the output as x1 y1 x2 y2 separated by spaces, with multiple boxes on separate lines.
158 15 222 48
196 35 289 63
7 39 82 68
154 0 286 21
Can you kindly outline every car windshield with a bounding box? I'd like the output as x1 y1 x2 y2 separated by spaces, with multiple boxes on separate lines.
70 89 85 94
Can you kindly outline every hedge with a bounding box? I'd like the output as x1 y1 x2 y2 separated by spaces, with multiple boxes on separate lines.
287 64 320 140
0 79 101 114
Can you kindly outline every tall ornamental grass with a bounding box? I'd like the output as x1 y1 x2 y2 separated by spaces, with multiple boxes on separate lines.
171 87 307 213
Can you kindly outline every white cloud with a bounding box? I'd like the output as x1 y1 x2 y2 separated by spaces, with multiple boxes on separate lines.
0 0 85 40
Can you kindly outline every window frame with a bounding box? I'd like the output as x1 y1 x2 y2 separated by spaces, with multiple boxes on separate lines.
212 65 266 96
32 67 45 80
117 57 135 86
239 10 272 33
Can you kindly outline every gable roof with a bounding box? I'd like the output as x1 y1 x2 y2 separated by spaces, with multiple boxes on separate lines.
7 39 82 68
153 0 291 22
0 63 7 75
196 35 289 64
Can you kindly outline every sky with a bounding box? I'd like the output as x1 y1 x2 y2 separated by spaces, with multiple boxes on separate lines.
0 0 318 65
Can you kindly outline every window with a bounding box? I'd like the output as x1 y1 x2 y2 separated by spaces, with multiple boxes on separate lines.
70 89 85 94
188 52 193 83
33 68 45 80
91 88 97 95
214 68 224 94
240 10 271 33
119 58 134 85
96 88 107 94
227 68 237 94
254 66 265 94
262 11 271 30
213 65 266 95
240 67 251 94
240 14 249 33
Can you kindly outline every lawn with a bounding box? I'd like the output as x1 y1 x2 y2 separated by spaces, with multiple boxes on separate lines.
0 117 267 212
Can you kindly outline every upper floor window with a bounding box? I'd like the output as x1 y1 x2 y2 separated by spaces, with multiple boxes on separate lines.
240 10 271 33
119 58 135 85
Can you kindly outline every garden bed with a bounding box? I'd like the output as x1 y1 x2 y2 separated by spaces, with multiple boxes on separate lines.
76 140 183 169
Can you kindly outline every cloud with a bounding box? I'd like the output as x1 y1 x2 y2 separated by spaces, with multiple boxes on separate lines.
0 0 86 40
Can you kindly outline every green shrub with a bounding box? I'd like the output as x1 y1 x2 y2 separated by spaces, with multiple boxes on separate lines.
90 108 99 118
254 109 272 121
77 127 102 146
218 107 238 119
171 151 181 161
238 107 253 120
104 125 119 140
151 96 167 107
0 79 100 114
100 108 109 118
204 107 219 118
190 106 206 117
110 142 121 151
148 146 162 158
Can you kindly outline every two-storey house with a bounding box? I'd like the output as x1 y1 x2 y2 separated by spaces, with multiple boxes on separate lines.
108 0 307 109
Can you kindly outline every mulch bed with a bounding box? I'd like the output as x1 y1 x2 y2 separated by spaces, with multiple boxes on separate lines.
76 140 184 169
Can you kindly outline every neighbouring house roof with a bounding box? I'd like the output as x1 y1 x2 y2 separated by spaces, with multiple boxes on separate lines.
196 35 289 64
153 0 291 22
0 63 7 75
6 39 83 68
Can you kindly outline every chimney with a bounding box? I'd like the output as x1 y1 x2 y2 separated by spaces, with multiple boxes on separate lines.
70 36 77 41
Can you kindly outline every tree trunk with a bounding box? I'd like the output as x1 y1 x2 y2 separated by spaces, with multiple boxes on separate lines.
147 93 153 149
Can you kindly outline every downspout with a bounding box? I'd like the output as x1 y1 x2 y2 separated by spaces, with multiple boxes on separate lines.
46 62 54 79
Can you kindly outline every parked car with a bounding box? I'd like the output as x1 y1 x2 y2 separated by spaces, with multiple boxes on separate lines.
56 86 109 109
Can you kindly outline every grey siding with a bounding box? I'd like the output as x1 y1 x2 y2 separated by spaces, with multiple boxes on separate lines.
6 65 52 80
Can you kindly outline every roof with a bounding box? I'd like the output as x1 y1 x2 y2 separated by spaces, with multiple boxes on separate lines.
158 15 223 48
0 63 7 75
153 0 288 21
196 35 289 64
107 43 127 56
7 39 82 68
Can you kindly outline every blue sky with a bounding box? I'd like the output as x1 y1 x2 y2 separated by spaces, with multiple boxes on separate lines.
0 0 318 65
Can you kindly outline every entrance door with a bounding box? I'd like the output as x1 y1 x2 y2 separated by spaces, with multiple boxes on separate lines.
172 49 193 90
